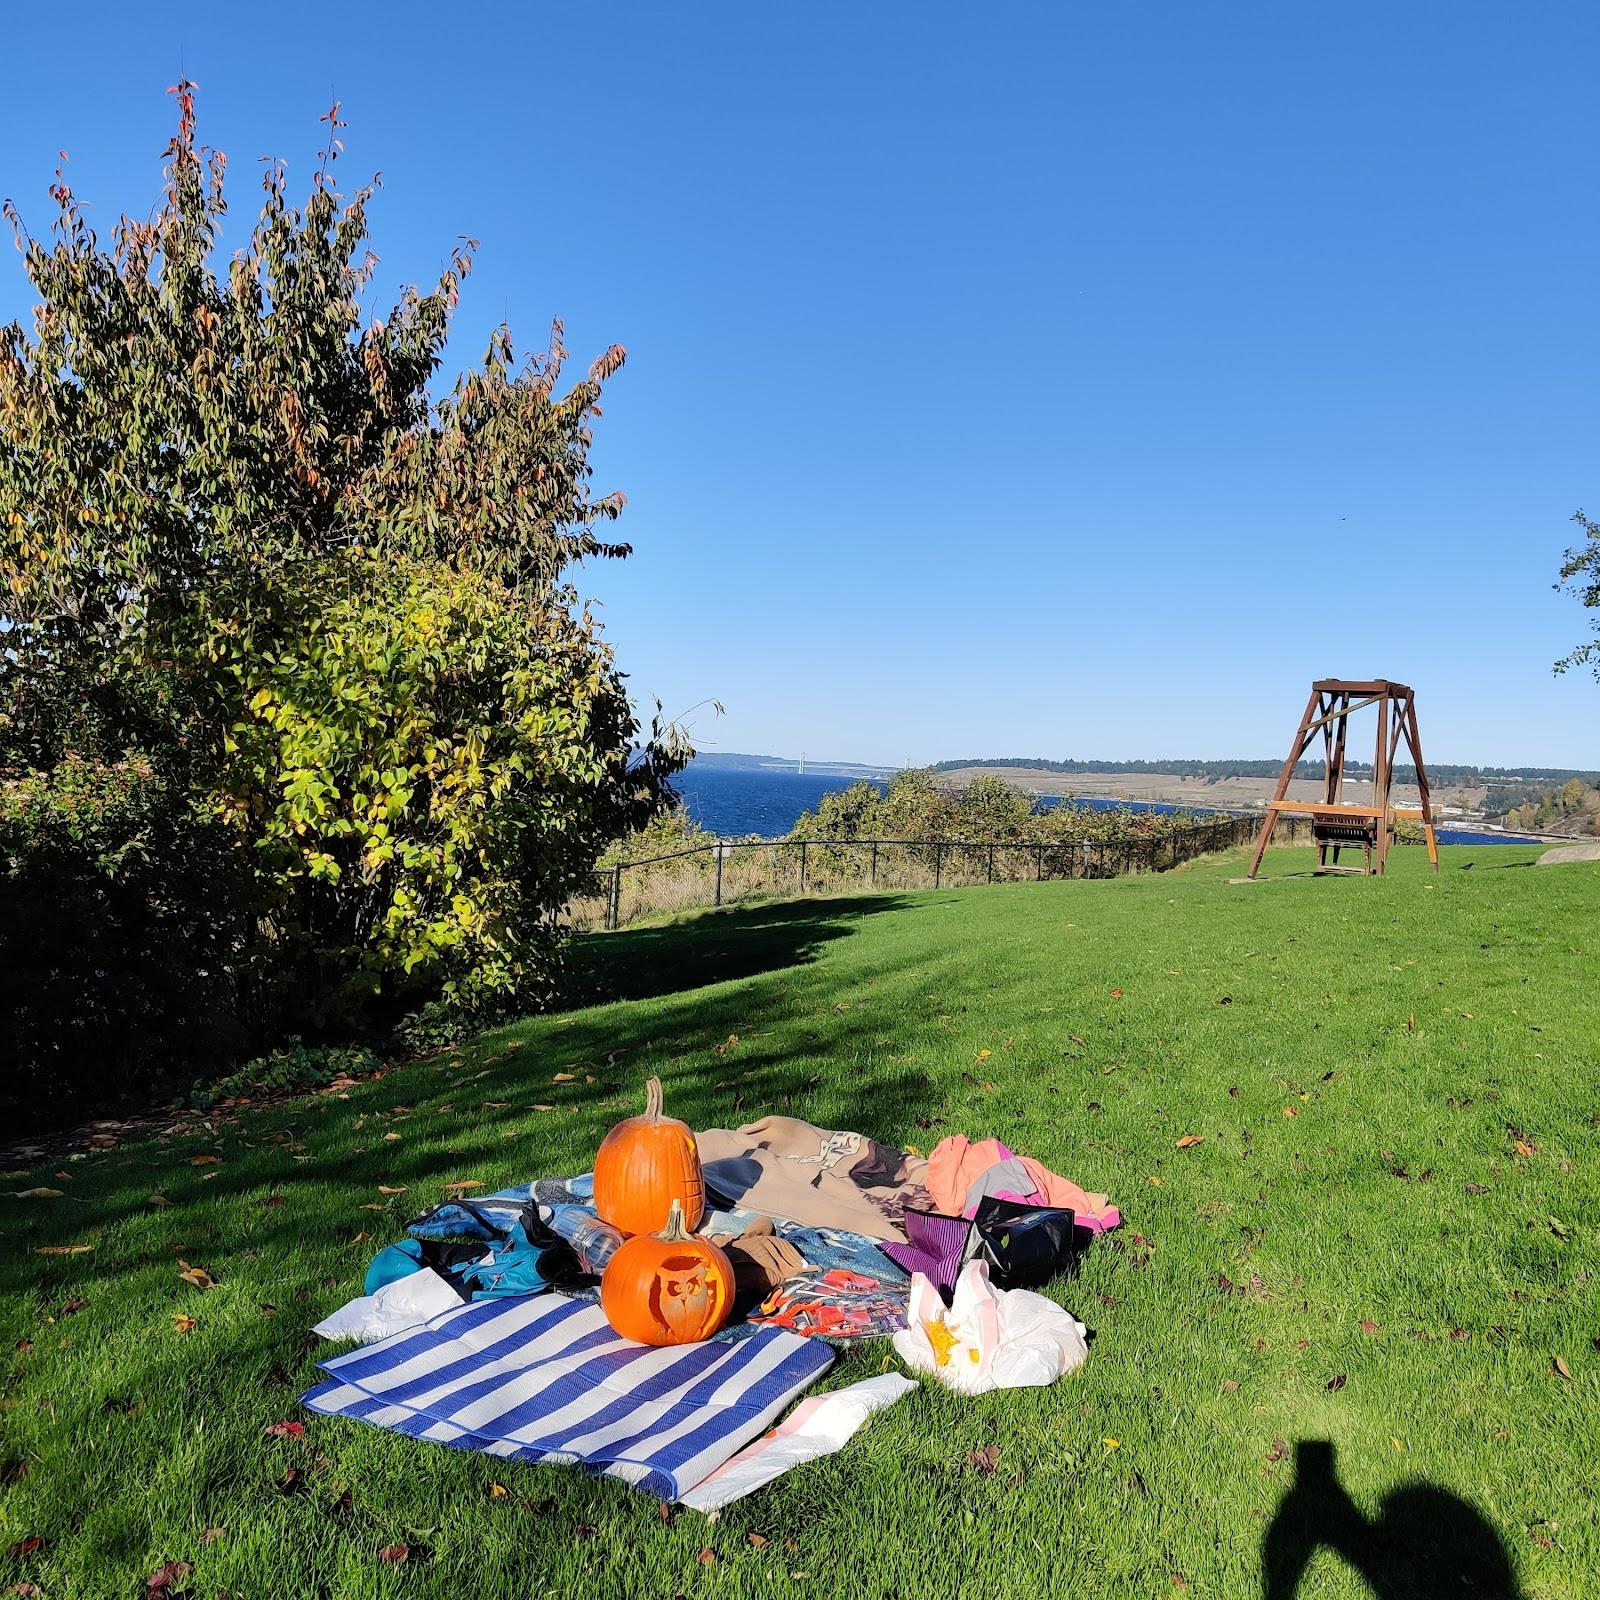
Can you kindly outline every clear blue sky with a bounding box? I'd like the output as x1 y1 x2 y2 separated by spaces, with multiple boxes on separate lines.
3 3 1596 768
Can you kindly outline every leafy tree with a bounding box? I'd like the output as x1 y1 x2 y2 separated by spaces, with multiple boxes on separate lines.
1556 510 1600 678
0 85 680 1095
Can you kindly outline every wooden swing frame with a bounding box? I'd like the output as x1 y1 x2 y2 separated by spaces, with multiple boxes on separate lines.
1246 679 1439 878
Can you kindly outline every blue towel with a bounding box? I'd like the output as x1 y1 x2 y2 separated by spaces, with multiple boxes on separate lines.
302 1292 834 1499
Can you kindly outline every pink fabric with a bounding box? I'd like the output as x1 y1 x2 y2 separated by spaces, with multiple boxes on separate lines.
925 1135 1119 1233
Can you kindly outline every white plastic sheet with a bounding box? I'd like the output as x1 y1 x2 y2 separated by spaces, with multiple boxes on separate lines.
312 1267 461 1344
677 1373 916 1511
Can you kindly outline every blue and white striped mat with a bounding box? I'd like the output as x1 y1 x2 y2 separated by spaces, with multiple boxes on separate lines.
302 1293 834 1499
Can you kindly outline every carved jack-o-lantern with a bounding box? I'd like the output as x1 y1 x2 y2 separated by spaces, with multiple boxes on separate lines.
600 1200 733 1346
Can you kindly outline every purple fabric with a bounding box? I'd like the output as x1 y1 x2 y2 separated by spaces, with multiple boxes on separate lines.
879 1209 974 1295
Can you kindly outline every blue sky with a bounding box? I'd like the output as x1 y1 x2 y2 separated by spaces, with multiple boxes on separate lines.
3 3 1596 768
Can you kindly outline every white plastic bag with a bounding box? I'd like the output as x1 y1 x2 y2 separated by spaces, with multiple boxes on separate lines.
313 1267 461 1344
677 1373 916 1511
892 1259 1087 1393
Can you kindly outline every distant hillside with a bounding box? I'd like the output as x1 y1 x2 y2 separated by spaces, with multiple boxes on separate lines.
931 757 1600 789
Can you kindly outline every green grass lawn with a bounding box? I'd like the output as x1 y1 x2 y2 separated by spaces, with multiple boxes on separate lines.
3 843 1596 1598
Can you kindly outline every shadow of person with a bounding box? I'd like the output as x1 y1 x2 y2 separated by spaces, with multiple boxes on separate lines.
1263 1441 1524 1599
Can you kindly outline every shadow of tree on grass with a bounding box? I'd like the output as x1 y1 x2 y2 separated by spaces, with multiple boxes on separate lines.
559 893 917 1006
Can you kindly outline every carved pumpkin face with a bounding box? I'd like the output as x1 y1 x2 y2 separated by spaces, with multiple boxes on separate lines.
653 1253 718 1336
600 1200 732 1346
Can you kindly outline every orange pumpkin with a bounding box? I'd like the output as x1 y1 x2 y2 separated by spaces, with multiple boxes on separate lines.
600 1200 733 1345
593 1075 704 1235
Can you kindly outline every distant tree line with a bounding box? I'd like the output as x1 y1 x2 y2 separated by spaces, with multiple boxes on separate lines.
931 757 1600 788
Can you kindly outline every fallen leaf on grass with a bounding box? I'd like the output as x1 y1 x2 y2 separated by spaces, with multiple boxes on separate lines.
9 1188 62 1199
1360 1320 1380 1335
177 1262 216 1291
377 1185 407 1196
147 1194 173 1208
200 1526 226 1544
189 1155 220 1167
488 1482 507 1498
1464 1183 1491 1195
382 1132 401 1143
747 1532 769 1548
440 1180 482 1193
965 1444 1000 1473
1175 1135 1204 1150
145 1560 191 1592
13 1582 41 1596
1282 1107 1298 1118
35 1244 92 1256
1266 1440 1289 1463
1220 1379 1239 1392
260 1193 286 1207
264 1420 305 1439
378 1544 409 1564
173 1315 198 1335
1552 1356 1572 1380
698 1546 718 1566
1109 987 1123 999
551 1073 577 1084
1102 1437 1120 1451
9 1537 46 1558
58 1298 87 1317
359 1203 386 1212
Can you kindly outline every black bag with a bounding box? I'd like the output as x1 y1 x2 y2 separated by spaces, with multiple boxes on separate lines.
970 1197 1082 1289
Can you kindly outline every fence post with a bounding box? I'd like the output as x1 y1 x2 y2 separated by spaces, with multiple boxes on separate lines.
800 841 808 895
714 844 723 908
608 863 621 931
1034 844 1042 881
934 842 942 889
870 841 878 886
987 843 995 884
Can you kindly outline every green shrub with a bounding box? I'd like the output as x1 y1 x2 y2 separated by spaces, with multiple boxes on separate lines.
187 1038 383 1108
0 754 255 1123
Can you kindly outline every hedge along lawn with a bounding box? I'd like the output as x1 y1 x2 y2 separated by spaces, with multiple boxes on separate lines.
1 844 1596 1599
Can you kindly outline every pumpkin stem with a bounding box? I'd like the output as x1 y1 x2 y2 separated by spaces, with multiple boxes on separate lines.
644 1075 663 1123
661 1198 689 1243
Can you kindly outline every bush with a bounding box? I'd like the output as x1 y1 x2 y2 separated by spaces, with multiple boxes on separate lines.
187 1038 383 1109
0 755 255 1124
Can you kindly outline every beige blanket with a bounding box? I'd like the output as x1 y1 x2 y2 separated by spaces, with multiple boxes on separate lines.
695 1116 931 1240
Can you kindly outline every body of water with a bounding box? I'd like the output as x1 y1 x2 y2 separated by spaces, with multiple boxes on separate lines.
672 765 1530 848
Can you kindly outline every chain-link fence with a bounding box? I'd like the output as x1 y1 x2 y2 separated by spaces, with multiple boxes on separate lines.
568 813 1310 932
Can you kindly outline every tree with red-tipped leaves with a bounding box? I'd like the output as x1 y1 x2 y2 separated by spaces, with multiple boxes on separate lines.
0 85 682 1101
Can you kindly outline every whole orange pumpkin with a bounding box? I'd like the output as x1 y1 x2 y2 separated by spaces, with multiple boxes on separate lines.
600 1200 733 1345
593 1075 704 1235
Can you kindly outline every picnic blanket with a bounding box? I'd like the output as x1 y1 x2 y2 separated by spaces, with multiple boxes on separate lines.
302 1292 833 1499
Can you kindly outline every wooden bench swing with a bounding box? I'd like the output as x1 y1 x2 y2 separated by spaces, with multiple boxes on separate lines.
1246 679 1439 878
